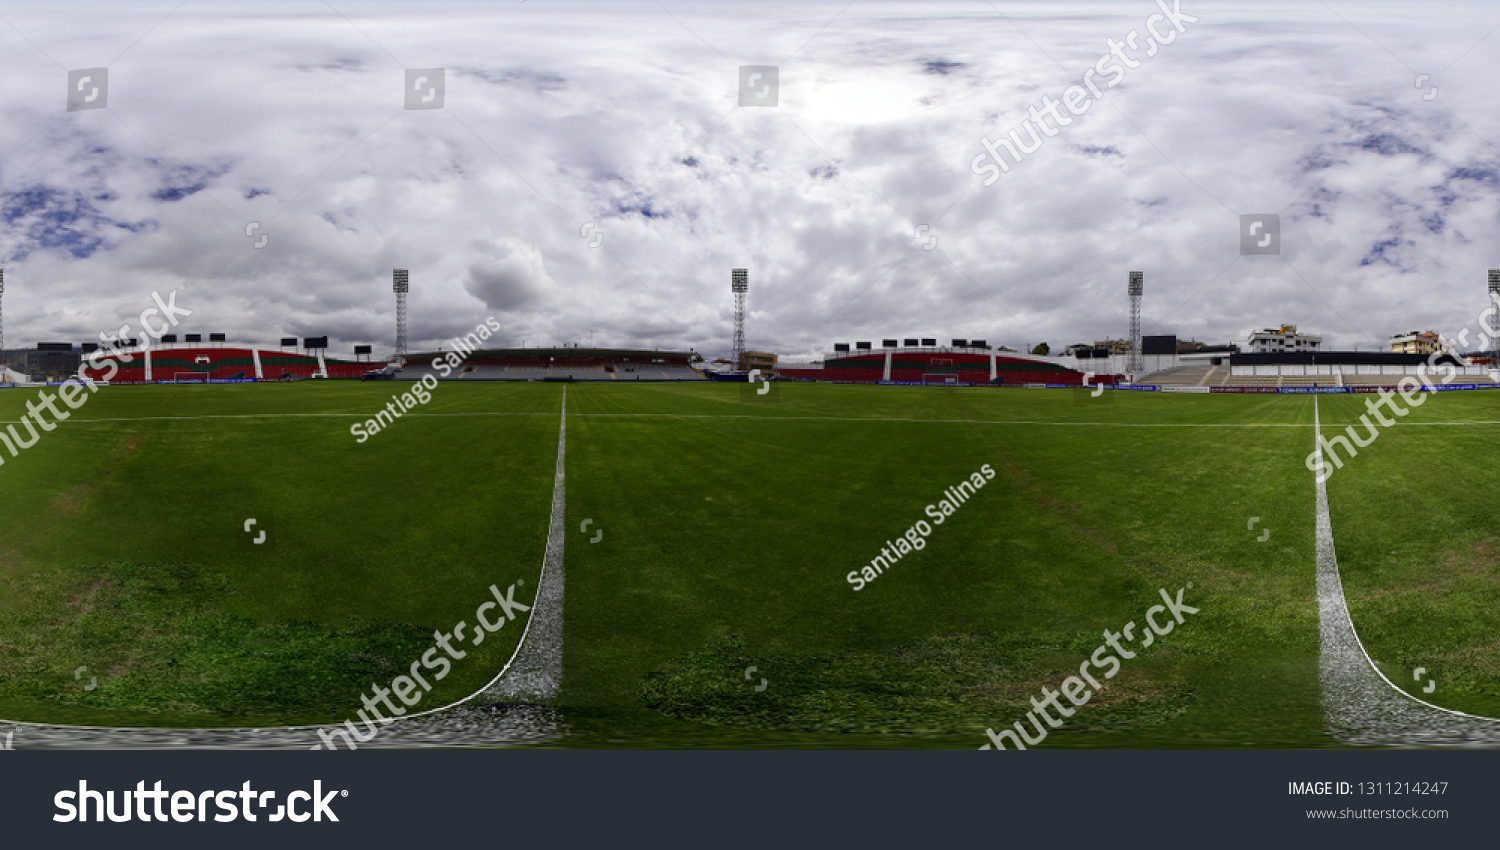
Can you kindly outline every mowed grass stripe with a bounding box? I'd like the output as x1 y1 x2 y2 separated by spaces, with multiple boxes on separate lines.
0 384 564 727
559 383 1327 747
3 381 1495 744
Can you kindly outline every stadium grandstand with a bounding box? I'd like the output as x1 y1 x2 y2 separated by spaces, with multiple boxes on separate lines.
772 333 1500 393
74 341 370 383
1165 350 1500 390
1122 333 1498 389
0 339 706 385
21 308 1493 393
393 347 705 381
777 340 1112 386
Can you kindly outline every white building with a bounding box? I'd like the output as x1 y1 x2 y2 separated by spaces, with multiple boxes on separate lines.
1246 325 1322 354
1389 331 1445 355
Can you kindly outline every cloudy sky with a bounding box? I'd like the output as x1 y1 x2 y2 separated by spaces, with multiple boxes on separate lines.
1 0 1498 361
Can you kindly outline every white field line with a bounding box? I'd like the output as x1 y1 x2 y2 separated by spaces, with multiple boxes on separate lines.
0 412 553 424
568 414 1500 427
0 387 569 736
8 410 1500 427
2 410 1500 425
2 404 1500 428
1313 395 1500 745
480 384 566 702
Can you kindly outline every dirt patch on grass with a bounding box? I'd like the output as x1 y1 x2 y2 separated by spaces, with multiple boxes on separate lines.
643 634 1194 735
1197 566 1253 593
1442 537 1500 576
64 577 108 617
0 430 151 577
990 451 1121 555
49 485 95 518
1361 537 1500 602
0 562 436 720
0 549 28 577
1443 639 1500 674
947 398 1123 555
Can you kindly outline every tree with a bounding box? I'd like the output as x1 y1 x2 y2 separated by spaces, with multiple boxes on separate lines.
1030 342 1050 356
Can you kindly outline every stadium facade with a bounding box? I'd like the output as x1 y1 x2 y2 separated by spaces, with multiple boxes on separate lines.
777 343 1111 386
76 343 370 383
776 333 1500 391
394 347 703 381
66 343 705 384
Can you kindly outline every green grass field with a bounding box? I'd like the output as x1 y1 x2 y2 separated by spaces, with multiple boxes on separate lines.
0 380 1496 747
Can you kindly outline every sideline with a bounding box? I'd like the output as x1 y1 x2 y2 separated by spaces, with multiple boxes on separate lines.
0 411 1440 428
1312 395 1500 742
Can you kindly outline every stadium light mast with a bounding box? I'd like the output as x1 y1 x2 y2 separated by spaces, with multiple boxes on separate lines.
1489 269 1500 368
731 268 748 370
1127 270 1144 375
393 268 409 364
0 268 6 380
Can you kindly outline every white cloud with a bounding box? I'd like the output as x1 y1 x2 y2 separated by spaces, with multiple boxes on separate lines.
0 1 1497 359
463 237 553 313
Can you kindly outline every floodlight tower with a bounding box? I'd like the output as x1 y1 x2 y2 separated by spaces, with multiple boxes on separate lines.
393 268 409 364
731 268 748 370
1127 271 1144 375
1488 269 1500 367
0 268 6 380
